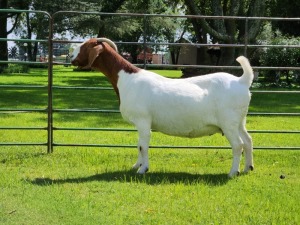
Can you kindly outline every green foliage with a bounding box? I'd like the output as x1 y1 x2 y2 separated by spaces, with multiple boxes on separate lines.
260 35 300 67
259 34 300 86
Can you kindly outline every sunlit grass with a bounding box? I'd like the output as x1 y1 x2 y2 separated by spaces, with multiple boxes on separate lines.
0 147 299 224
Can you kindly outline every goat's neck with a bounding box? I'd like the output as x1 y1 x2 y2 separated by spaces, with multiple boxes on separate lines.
94 50 140 100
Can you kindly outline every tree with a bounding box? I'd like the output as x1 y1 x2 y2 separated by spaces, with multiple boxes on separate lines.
58 0 180 63
0 0 8 72
269 0 300 36
0 0 33 72
114 0 180 63
0 0 26 71
183 0 267 68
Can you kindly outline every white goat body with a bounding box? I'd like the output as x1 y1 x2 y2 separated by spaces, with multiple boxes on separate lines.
71 38 254 177
119 69 250 138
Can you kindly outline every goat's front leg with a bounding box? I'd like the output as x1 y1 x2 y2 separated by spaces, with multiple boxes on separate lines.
132 148 143 170
133 127 151 174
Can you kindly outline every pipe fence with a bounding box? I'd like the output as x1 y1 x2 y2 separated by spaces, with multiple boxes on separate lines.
0 9 299 153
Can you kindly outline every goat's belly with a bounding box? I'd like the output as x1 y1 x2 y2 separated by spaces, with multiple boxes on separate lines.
152 122 221 138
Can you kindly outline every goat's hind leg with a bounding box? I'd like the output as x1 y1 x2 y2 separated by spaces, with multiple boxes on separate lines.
133 125 151 174
239 124 254 173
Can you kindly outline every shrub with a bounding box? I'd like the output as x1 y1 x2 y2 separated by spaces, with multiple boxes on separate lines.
4 64 30 74
260 35 300 86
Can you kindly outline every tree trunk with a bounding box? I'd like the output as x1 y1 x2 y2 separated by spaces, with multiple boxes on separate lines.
25 12 33 61
0 0 8 72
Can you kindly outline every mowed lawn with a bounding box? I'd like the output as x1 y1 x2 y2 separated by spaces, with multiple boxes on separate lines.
0 66 299 224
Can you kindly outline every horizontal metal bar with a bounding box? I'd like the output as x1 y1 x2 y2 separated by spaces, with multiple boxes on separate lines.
53 127 300 134
249 130 300 134
58 61 300 71
53 109 120 113
42 85 300 94
54 40 300 49
51 109 300 116
0 85 47 89
52 143 300 150
247 66 300 71
0 9 51 16
254 146 300 150
53 127 136 132
251 90 300 94
0 38 48 43
248 112 300 116
53 143 230 149
52 10 300 21
3 86 297 94
124 42 300 49
0 60 48 65
0 143 47 146
0 109 47 113
143 64 300 71
0 141 298 150
59 62 300 72
53 86 113 90
0 127 47 130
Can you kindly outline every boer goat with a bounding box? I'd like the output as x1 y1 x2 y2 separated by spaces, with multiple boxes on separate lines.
71 38 254 177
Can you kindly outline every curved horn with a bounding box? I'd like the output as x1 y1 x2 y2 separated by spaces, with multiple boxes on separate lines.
96 38 118 53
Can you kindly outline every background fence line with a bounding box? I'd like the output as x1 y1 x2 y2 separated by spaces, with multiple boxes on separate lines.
0 9 299 152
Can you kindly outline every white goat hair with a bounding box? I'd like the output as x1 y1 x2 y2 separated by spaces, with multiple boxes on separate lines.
71 38 254 177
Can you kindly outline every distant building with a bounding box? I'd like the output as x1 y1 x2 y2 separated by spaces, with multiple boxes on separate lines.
137 47 153 64
152 54 163 64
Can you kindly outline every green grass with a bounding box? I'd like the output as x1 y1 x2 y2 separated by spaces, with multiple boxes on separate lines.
0 147 299 224
0 66 300 224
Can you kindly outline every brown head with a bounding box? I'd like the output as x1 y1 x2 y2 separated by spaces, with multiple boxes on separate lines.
71 38 118 70
71 38 140 101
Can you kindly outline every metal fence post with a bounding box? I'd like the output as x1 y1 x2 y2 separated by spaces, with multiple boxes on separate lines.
143 15 147 69
47 15 54 153
244 17 249 57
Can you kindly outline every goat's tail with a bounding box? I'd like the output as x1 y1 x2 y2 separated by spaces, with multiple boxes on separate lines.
236 56 254 87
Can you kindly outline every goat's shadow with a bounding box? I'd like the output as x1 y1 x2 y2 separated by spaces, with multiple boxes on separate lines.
28 170 229 186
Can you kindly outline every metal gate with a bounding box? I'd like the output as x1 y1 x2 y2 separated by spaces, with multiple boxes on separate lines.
0 9 299 153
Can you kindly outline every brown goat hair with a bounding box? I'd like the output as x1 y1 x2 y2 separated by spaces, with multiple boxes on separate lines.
71 38 140 98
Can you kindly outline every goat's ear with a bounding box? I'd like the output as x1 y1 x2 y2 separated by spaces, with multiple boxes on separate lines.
82 44 103 69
